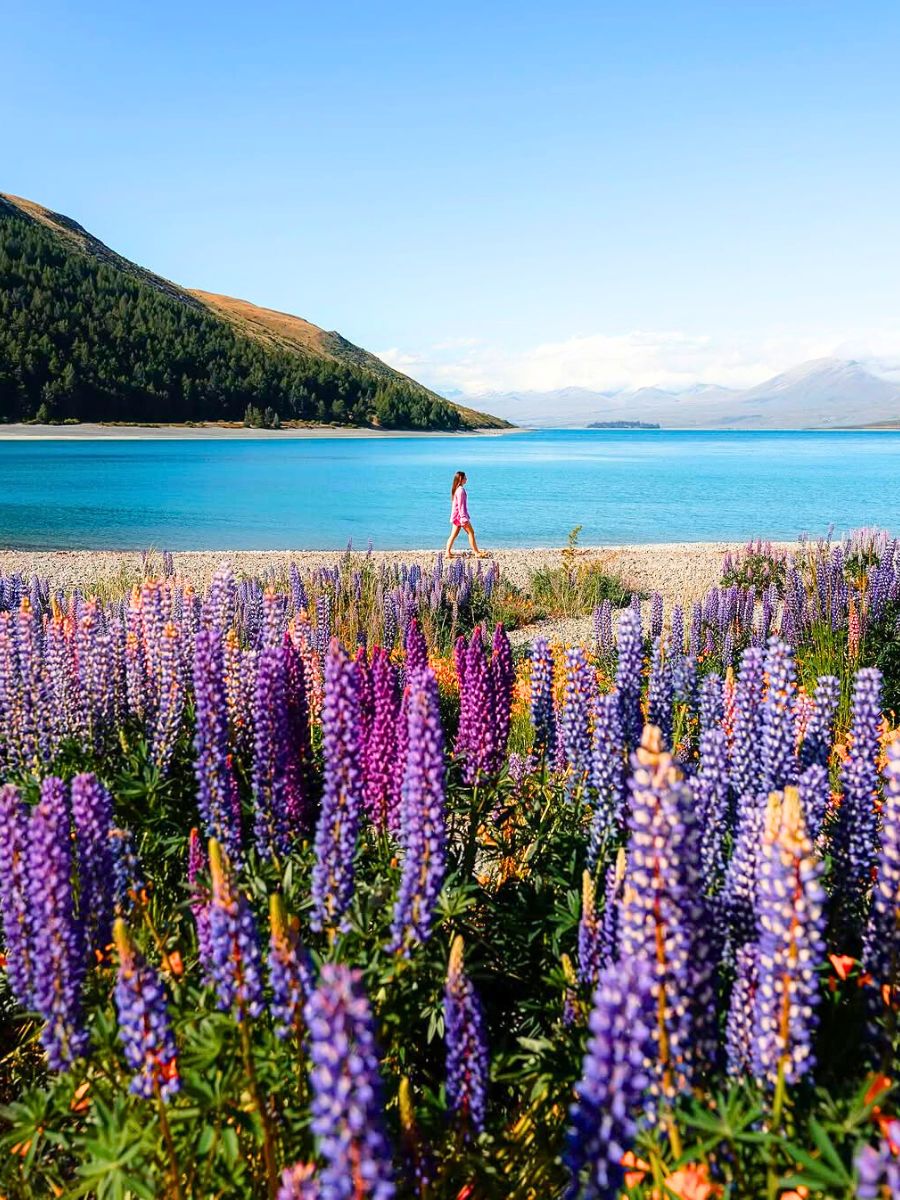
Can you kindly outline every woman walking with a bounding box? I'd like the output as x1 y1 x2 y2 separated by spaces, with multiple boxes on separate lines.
446 471 488 557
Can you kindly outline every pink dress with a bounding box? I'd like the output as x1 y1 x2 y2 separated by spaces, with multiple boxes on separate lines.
450 486 470 527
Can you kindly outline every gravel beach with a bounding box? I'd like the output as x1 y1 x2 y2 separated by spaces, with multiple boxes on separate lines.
0 541 796 646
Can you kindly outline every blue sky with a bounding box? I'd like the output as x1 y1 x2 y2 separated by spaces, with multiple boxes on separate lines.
6 1 900 394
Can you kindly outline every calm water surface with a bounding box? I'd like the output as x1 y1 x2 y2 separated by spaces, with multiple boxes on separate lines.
1 430 899 549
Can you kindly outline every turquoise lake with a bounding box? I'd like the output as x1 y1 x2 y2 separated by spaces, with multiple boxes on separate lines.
1 430 899 550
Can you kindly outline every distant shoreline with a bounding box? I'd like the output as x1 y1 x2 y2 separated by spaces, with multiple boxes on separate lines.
0 422 526 441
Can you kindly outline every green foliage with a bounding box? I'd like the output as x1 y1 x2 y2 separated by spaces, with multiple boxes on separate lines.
528 528 631 619
0 206 463 431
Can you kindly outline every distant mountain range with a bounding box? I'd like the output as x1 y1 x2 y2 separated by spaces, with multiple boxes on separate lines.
466 358 900 429
0 193 507 431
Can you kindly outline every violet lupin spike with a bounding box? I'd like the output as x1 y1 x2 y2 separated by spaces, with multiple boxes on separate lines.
0 784 34 1006
731 646 765 801
187 827 213 977
304 964 395 1199
752 787 826 1087
389 667 447 954
565 955 654 1200
151 620 184 773
619 726 716 1097
798 674 840 771
588 692 625 867
27 777 89 1069
614 607 643 750
193 626 243 862
646 635 673 746
282 633 311 832
311 640 363 933
445 935 489 1138
490 623 514 763
576 871 602 991
404 617 428 678
696 729 731 889
560 646 594 797
862 735 900 1050
726 943 758 1077
832 667 883 944
529 637 557 761
268 894 313 1040
207 838 264 1021
113 918 180 1100
70 773 115 958
364 648 400 829
759 638 799 793
251 646 293 861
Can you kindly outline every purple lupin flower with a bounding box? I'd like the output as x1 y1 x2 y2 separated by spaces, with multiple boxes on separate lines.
722 790 765 950
70 773 114 958
696 729 731 889
251 646 295 860
798 675 840 771
759 638 798 793
646 635 673 746
614 607 643 750
404 617 428 678
726 942 758 1077
564 954 654 1200
268 894 313 1040
151 620 184 773
187 827 213 977
862 735 900 1049
389 668 446 954
207 839 264 1021
455 627 499 784
577 871 602 991
445 935 489 1138
560 647 595 796
529 638 557 761
833 667 883 944
113 918 180 1100
597 850 626 970
753 787 826 1087
364 648 401 829
28 777 89 1069
731 646 765 801
0 784 34 1006
699 673 724 733
193 626 243 862
490 623 514 762
305 964 395 1199
619 727 717 1097
797 763 830 843
311 640 363 933
278 1163 321 1199
588 692 626 867
855 1119 900 1199
650 591 663 640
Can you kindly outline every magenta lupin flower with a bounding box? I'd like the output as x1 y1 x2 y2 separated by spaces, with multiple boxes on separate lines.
311 640 363 933
187 827 213 977
364 648 401 829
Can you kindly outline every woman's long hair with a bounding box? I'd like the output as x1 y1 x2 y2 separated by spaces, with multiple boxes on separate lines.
451 471 466 497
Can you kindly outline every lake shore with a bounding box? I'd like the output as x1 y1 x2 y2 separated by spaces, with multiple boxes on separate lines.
0 541 794 646
0 422 524 440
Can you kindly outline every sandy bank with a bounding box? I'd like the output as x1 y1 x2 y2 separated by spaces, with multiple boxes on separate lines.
0 423 525 441
0 542 794 646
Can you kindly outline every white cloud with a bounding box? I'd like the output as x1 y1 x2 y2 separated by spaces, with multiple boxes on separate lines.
377 324 900 396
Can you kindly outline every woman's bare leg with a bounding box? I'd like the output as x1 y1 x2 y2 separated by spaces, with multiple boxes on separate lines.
463 523 486 556
446 524 462 555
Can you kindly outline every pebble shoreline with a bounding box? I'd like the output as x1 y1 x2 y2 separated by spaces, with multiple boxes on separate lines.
0 542 796 646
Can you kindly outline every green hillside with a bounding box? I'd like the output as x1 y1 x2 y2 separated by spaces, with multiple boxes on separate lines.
0 194 508 431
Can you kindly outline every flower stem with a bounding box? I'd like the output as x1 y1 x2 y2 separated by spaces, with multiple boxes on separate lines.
240 1018 279 1199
